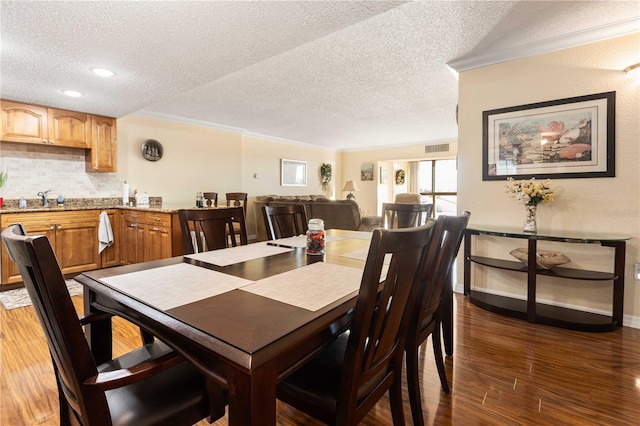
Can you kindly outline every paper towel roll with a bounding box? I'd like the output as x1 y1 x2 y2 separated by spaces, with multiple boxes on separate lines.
123 182 129 206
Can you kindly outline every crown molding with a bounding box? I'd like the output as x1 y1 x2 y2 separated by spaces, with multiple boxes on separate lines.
448 18 640 72
133 110 247 134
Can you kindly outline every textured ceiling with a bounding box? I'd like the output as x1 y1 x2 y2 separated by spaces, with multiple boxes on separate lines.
1 1 639 150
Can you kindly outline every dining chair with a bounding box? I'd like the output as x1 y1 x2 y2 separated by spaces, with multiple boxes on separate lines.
203 192 218 207
178 206 247 254
382 202 433 229
277 223 436 426
262 204 308 240
225 192 248 243
394 192 422 204
0 223 227 426
405 211 470 426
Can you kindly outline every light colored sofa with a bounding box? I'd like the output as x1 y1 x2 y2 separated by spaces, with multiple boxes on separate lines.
253 195 382 241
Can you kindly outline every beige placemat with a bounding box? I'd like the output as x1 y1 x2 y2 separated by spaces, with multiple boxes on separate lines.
101 263 253 310
185 242 293 266
240 262 362 311
269 234 346 248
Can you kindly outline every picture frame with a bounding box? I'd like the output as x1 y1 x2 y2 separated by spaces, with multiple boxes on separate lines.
281 159 307 186
361 163 374 181
482 91 615 180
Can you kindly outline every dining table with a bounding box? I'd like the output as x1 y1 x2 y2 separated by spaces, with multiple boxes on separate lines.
76 228 455 425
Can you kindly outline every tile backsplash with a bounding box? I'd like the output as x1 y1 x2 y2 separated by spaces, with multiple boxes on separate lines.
0 143 123 199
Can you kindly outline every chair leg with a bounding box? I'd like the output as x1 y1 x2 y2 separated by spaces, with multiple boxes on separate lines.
432 323 450 394
406 346 425 426
389 369 406 426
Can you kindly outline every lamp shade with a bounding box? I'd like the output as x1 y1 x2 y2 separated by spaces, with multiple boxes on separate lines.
342 180 360 192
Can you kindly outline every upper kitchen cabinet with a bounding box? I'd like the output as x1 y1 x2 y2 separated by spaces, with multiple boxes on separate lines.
86 115 117 172
1 99 117 172
0 100 48 144
1 100 90 148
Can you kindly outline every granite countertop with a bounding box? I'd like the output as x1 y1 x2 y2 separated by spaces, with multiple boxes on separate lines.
0 197 200 214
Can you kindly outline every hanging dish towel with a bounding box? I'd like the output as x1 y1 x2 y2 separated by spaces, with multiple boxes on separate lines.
98 211 114 253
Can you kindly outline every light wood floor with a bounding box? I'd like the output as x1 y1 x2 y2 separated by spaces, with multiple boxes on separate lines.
2 292 639 425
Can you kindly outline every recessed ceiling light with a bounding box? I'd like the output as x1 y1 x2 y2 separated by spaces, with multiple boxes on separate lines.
62 90 84 97
91 67 115 77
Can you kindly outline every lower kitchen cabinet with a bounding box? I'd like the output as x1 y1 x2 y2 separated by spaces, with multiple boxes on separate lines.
1 211 102 286
120 210 176 265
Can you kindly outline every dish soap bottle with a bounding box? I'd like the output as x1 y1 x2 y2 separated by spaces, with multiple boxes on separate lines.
57 194 65 206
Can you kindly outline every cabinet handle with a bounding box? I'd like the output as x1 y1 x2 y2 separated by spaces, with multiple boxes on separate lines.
130 223 137 228
154 217 161 222
153 227 159 231
43 139 48 144
50 225 55 230
57 225 62 230
49 140 54 144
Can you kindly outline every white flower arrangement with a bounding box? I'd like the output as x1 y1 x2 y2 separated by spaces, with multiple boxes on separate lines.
505 177 555 206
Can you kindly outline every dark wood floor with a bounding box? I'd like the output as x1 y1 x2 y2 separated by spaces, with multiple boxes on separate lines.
2 292 639 425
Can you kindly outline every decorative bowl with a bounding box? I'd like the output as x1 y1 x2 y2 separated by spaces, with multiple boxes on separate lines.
509 248 570 270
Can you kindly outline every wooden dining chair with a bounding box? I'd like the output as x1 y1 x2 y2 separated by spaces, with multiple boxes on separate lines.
382 202 433 229
0 223 227 426
225 192 248 243
277 223 436 426
179 207 247 254
405 211 470 426
262 204 308 240
203 192 218 207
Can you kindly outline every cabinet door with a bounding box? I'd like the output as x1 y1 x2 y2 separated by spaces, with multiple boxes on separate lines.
86 115 117 172
122 220 145 265
54 220 101 274
100 210 120 268
144 225 172 262
0 100 48 144
48 108 91 148
1 221 56 285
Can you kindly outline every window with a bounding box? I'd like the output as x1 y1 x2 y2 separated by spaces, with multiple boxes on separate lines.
417 159 457 217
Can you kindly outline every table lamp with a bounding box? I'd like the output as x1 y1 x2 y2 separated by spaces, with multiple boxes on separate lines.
342 180 359 200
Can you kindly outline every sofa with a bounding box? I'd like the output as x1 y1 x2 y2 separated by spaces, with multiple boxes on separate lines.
253 195 382 241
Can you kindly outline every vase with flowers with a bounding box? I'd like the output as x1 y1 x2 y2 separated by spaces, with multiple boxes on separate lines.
505 177 555 233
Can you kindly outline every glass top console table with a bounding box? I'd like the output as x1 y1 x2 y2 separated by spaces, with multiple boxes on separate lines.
463 226 630 332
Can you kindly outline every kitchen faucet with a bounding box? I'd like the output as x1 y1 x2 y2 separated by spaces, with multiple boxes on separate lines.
37 190 51 207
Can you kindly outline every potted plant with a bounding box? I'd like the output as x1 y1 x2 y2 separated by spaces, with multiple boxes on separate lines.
320 163 332 190
0 170 7 209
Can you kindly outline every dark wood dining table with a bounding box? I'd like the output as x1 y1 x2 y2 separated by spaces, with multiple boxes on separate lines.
76 229 455 425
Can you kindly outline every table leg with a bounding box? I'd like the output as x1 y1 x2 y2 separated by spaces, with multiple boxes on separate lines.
83 288 113 364
228 364 277 425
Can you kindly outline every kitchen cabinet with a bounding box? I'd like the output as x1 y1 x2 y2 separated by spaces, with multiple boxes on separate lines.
1 211 102 286
0 100 91 148
100 210 120 268
120 211 173 265
1 99 117 172
86 115 117 172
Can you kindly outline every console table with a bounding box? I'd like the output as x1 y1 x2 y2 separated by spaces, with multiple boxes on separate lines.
463 226 630 332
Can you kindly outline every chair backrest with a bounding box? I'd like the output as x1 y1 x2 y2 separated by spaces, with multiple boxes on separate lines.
1 224 107 422
178 207 247 254
203 192 218 207
262 204 308 240
382 202 433 229
225 192 248 215
409 212 470 340
394 193 422 204
339 223 435 423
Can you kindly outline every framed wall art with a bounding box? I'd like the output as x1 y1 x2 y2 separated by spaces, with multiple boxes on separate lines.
281 159 307 186
361 163 374 181
482 91 615 180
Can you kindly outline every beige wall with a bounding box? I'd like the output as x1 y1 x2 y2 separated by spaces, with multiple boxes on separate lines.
458 33 640 325
116 115 341 236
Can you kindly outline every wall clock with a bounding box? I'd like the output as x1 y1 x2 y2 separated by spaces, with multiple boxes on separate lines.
141 139 163 161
